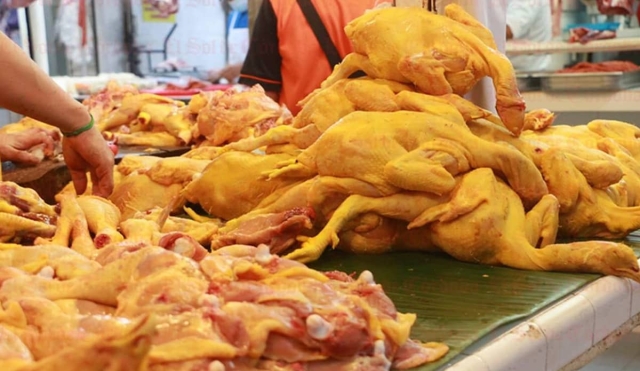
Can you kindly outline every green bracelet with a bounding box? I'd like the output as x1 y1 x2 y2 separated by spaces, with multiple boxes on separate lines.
62 114 95 137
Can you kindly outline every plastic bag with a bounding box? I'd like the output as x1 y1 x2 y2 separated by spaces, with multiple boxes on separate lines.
597 0 633 16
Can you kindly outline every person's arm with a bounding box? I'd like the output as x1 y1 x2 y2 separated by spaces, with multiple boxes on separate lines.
505 0 535 41
0 33 90 132
238 0 282 102
0 33 114 197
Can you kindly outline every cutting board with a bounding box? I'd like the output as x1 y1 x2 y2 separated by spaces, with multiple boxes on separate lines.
1 146 190 204
308 240 640 370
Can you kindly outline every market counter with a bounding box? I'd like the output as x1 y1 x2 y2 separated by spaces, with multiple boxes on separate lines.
309 241 640 371
522 90 640 113
520 90 640 126
445 237 640 371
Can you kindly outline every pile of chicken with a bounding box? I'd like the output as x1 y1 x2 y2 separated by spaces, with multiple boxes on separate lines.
3 81 291 153
0 182 447 370
85 3 640 283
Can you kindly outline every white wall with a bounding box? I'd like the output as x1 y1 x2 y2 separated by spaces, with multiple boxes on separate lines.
131 0 227 74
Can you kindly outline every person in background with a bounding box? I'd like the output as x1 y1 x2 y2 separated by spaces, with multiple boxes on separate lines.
0 32 114 197
248 0 262 37
208 0 249 83
238 0 391 116
506 0 553 71
0 0 34 45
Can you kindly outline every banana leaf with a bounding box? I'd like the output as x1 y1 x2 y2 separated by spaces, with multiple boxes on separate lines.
308 239 640 371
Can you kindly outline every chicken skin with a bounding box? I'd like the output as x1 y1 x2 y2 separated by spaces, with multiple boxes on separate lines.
266 111 547 207
321 4 525 135
287 169 640 283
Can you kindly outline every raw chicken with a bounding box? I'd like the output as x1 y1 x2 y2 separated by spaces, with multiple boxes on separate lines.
321 4 526 136
266 111 547 207
195 85 293 146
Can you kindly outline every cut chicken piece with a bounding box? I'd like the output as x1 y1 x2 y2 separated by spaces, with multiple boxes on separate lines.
106 131 183 148
211 207 315 254
17 314 155 371
76 196 124 248
0 245 100 280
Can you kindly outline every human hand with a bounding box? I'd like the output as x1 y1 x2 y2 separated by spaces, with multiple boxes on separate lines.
62 126 115 198
0 128 55 165
208 64 243 83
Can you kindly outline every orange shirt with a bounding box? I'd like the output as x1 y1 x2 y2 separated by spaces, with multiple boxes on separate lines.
239 0 389 115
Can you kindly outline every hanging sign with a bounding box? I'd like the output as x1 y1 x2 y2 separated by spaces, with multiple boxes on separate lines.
142 0 178 23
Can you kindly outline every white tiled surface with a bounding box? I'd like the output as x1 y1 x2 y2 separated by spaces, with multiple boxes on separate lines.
578 277 631 344
447 258 640 371
446 354 490 371
580 327 640 371
534 295 595 371
474 323 546 371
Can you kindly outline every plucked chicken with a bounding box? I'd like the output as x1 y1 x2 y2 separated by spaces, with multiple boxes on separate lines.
265 110 547 207
320 4 526 135
194 85 293 146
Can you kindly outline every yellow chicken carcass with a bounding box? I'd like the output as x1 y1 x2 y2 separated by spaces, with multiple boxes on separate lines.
97 93 176 132
105 131 183 148
82 80 139 124
266 111 547 208
182 151 304 220
538 147 640 239
321 4 525 135
290 169 640 283
135 103 194 145
109 173 183 220
141 157 210 187
220 81 509 156
587 119 640 161
195 85 292 146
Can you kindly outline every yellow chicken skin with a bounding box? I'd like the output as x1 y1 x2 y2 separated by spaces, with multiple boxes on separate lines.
219 82 510 156
182 151 305 221
266 110 547 208
136 104 194 144
195 85 292 146
287 169 640 283
109 173 183 220
587 119 640 162
105 131 183 148
539 147 640 239
97 93 176 132
468 120 640 239
321 4 526 136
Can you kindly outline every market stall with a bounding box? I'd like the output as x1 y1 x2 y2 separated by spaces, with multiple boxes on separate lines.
507 0 640 125
1 1 640 371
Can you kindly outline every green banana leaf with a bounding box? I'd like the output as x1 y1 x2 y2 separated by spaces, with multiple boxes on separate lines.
308 240 640 371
